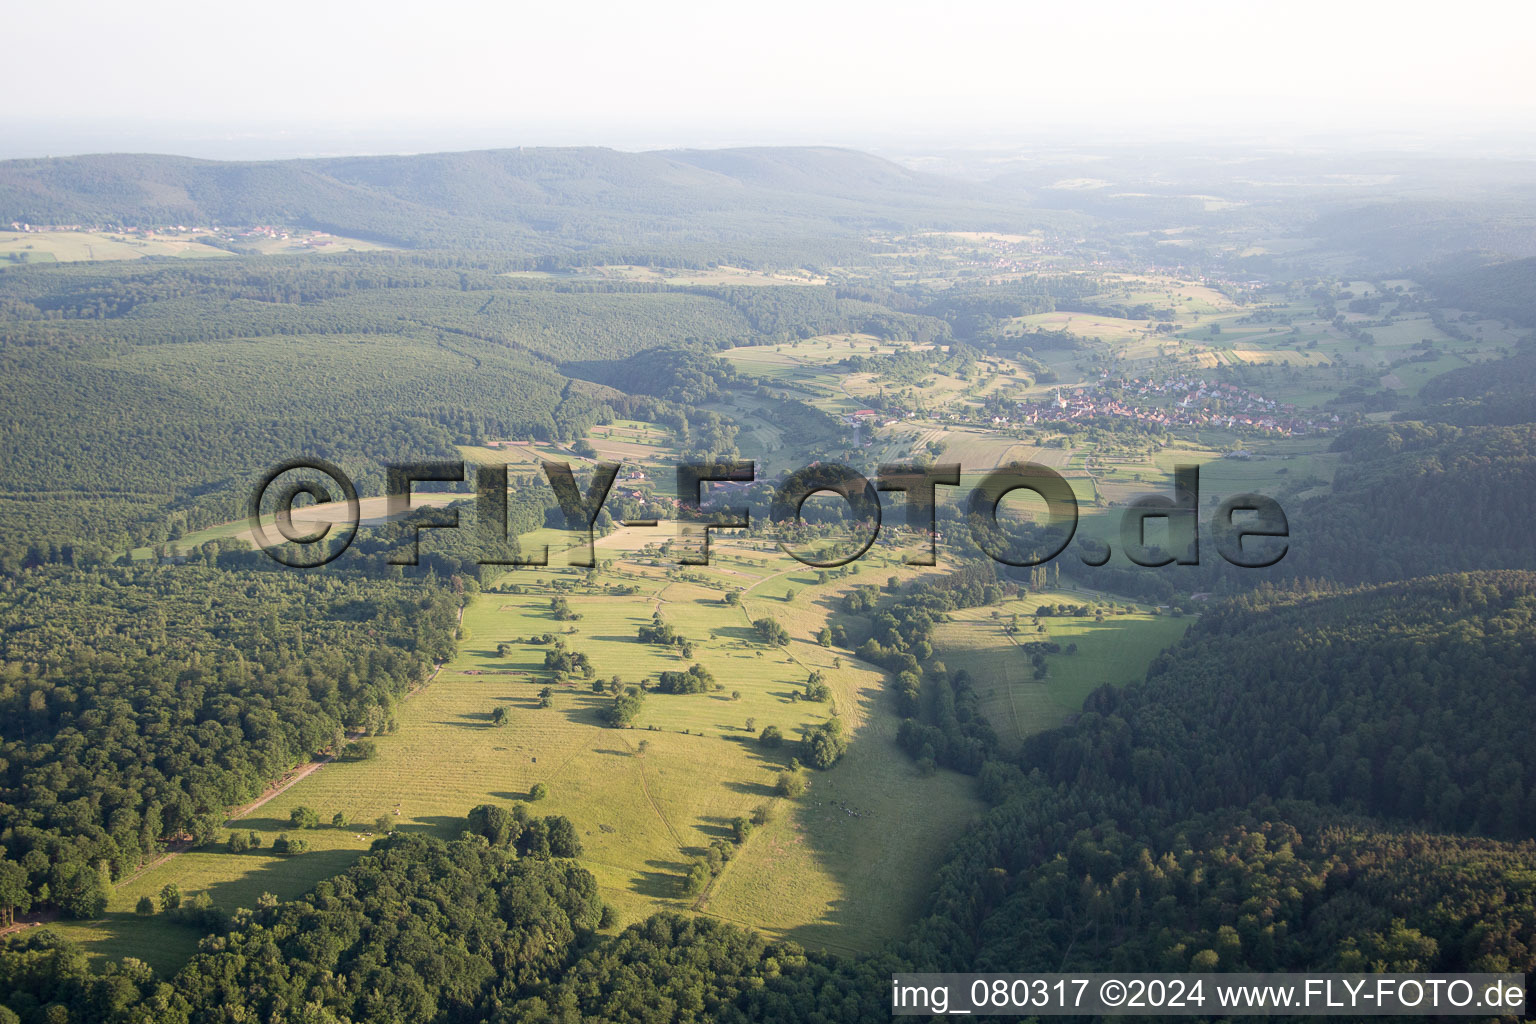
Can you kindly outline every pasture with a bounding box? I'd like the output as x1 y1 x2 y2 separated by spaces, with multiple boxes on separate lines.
934 592 1190 750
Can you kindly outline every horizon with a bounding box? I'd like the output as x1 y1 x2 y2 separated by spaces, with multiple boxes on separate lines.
8 0 1536 163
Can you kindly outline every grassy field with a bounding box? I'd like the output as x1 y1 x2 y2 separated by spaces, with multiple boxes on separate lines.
0 230 233 263
505 265 827 287
47 527 983 970
934 591 1190 750
0 229 391 264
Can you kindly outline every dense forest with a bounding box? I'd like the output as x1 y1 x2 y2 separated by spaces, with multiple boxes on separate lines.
0 564 460 919
1286 421 1536 582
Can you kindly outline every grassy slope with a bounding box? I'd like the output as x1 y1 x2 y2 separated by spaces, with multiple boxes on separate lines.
934 591 1191 751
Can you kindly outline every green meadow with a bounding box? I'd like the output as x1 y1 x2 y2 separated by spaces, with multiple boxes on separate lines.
934 592 1191 750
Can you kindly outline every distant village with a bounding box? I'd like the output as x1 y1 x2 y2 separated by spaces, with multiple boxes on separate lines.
1015 375 1336 435
842 374 1336 438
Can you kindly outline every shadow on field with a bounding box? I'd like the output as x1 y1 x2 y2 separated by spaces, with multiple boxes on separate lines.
557 692 616 728
197 848 364 912
231 814 296 833
722 778 778 798
770 657 968 957
713 625 764 644
406 815 468 837
633 859 690 899
696 816 737 841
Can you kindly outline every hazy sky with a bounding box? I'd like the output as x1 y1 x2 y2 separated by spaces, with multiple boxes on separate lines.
7 0 1535 157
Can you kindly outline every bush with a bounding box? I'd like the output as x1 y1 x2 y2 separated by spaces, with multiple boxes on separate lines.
759 725 784 749
289 806 320 829
775 771 806 798
272 834 309 856
344 739 378 761
530 782 549 802
135 895 155 916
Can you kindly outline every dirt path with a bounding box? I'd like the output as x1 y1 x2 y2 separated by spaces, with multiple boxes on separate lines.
0 908 59 939
107 636 460 891
618 735 689 853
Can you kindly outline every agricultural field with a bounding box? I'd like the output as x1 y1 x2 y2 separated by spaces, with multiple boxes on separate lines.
232 232 394 255
0 228 391 263
48 526 983 970
0 229 233 263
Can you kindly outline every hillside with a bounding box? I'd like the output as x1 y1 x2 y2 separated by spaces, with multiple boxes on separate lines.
0 147 1031 259
899 572 1536 975
1024 572 1536 837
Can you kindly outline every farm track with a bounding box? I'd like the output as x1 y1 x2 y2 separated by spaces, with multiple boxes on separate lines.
105 607 462 891
618 735 689 853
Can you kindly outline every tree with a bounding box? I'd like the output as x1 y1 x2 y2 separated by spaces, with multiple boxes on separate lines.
759 725 784 749
289 806 320 829
160 883 182 912
801 719 847 769
0 859 30 927
491 705 512 727
135 895 155 916
226 830 250 854
467 803 519 847
375 814 395 834
331 811 348 828
545 815 582 857
530 782 549 802
752 617 790 646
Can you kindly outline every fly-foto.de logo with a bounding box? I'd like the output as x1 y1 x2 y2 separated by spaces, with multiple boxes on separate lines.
249 459 1287 571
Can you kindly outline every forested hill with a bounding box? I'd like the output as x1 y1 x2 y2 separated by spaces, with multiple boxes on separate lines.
1023 572 1536 838
897 573 1536 976
1284 421 1536 582
0 147 1033 258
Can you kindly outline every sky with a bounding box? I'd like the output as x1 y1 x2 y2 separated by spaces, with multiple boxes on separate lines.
6 0 1536 159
